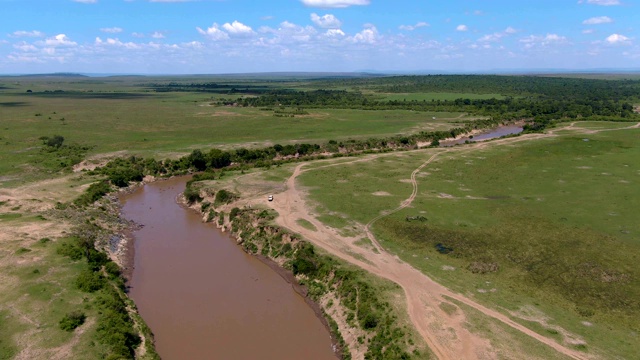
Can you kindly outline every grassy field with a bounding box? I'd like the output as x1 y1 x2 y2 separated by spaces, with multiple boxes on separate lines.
0 236 108 359
298 124 640 359
0 77 465 183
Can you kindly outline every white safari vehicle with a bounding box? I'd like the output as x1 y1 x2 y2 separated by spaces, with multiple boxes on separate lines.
268 195 274 202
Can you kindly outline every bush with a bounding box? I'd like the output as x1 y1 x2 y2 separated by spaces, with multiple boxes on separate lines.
15 247 31 254
45 135 65 148
107 167 143 187
74 181 111 207
59 311 86 331
104 261 121 278
291 257 316 276
76 269 105 292
214 189 234 206
87 249 109 270
229 207 240 220
57 242 84 260
95 287 141 359
362 313 379 330
183 186 202 204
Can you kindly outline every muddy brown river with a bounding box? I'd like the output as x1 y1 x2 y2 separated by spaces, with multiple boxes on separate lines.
121 177 336 359
440 124 523 147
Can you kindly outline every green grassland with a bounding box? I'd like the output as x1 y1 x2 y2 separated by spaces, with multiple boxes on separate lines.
0 237 110 359
298 124 640 359
0 76 465 182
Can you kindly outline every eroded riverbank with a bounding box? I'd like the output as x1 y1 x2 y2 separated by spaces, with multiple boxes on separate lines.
120 177 336 360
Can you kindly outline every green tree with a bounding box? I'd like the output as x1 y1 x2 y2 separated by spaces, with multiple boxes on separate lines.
45 135 65 148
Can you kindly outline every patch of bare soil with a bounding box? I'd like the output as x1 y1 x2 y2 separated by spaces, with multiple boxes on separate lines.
438 193 455 199
194 110 242 117
372 191 391 196
509 306 587 346
72 150 128 172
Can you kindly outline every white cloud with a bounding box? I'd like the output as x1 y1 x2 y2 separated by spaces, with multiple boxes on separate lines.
519 33 568 48
151 31 165 39
477 27 517 42
132 32 145 38
456 24 468 32
258 21 318 44
13 42 38 52
38 34 77 47
222 21 255 36
325 29 345 37
478 33 504 42
182 41 203 49
583 29 595 34
300 0 370 8
100 27 123 33
197 24 230 40
310 13 342 29
583 16 613 25
95 37 141 49
605 33 631 44
351 25 378 44
399 22 429 31
578 0 621 5
10 30 44 38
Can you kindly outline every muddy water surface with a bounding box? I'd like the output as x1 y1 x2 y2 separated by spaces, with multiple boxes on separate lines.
121 177 336 360
440 124 523 147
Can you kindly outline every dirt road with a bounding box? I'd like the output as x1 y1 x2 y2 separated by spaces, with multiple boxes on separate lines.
267 135 593 360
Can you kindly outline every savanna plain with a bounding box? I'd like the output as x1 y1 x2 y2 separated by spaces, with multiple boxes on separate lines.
0 73 639 360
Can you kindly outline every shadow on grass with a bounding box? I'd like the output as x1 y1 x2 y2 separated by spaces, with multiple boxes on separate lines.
23 92 157 100
0 101 29 107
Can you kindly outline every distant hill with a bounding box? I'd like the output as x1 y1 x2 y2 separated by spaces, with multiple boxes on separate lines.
12 73 89 78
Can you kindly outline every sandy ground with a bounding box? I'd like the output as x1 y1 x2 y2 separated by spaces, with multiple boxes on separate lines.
261 133 601 360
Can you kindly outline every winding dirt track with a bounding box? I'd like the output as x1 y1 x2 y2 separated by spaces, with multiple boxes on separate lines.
267 134 596 360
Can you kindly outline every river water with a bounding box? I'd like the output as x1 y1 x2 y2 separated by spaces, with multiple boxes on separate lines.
121 177 336 360
439 124 523 147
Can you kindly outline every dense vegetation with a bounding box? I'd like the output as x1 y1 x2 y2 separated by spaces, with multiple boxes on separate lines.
56 231 142 359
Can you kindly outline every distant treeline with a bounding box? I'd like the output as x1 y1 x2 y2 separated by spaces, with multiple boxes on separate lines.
217 88 636 132
321 74 640 100
148 75 640 131
146 82 276 94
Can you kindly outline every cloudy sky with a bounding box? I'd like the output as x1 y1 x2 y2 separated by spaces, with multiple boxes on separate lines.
1 0 638 74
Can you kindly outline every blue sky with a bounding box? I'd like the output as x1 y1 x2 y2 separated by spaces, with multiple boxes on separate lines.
0 0 638 74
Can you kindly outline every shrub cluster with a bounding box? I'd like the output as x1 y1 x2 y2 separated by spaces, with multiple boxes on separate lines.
56 236 140 358
59 311 86 331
